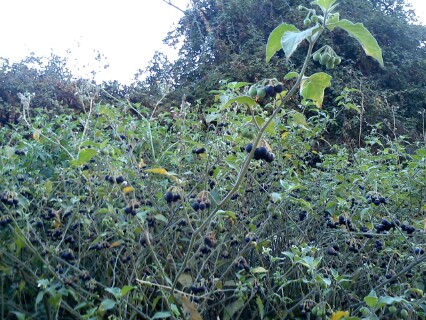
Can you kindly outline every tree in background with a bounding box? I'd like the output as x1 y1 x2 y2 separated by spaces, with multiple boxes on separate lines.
142 0 425 141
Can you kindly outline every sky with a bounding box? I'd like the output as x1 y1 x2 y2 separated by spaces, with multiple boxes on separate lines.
0 0 424 84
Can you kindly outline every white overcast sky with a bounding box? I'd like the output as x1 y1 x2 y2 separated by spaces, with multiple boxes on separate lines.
0 0 424 84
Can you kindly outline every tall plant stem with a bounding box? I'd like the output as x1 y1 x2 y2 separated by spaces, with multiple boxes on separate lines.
171 34 320 293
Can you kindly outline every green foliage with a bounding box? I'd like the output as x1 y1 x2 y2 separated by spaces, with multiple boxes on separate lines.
0 1 425 320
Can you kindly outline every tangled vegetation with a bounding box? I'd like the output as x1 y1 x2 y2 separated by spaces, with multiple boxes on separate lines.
0 0 425 320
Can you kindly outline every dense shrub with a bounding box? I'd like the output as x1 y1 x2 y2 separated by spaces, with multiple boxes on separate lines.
0 1 425 320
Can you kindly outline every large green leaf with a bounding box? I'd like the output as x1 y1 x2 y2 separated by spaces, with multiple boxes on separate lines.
98 299 116 312
222 96 257 110
266 23 299 63
70 148 97 167
311 0 338 12
364 290 378 308
328 19 384 67
281 25 320 60
300 72 332 108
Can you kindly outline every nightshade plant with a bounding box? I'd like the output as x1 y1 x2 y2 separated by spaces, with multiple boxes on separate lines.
1 1 425 320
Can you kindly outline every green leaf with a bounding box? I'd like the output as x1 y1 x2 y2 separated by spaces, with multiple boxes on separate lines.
256 296 265 319
224 155 242 171
311 0 338 12
177 274 193 287
224 299 245 320
328 19 383 67
99 299 116 312
154 214 168 223
288 111 308 128
152 311 172 319
120 286 136 297
222 96 257 110
105 287 121 299
377 296 407 307
300 72 332 108
228 81 251 89
364 290 378 308
284 71 299 80
281 25 320 60
217 210 237 220
255 115 275 135
35 291 44 307
70 148 97 167
251 267 268 273
10 312 26 320
266 23 299 63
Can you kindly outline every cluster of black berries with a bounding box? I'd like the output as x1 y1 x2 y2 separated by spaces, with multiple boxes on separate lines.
235 256 250 272
325 214 356 231
105 175 125 184
299 211 308 221
139 233 153 247
124 202 140 216
244 233 258 243
366 194 387 205
190 284 207 294
375 219 396 233
266 83 285 96
64 236 75 245
42 208 58 221
414 248 424 255
360 226 373 238
1 192 19 206
199 246 211 256
376 240 383 251
346 239 361 253
60 250 75 261
401 224 415 234
204 233 217 248
14 149 25 156
164 191 181 204
299 300 315 317
79 271 91 282
192 197 211 211
244 144 275 162
192 147 206 155
326 244 340 256
0 214 12 227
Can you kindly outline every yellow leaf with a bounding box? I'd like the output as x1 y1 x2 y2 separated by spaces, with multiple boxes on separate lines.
138 159 146 168
108 240 124 249
175 295 203 320
54 220 61 229
33 129 41 141
331 310 349 320
145 168 169 175
281 131 290 140
122 186 134 193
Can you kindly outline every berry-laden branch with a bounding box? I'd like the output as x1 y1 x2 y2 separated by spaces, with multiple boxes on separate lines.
171 33 321 293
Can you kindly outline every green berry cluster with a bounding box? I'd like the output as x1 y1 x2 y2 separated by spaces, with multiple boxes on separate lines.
312 48 342 69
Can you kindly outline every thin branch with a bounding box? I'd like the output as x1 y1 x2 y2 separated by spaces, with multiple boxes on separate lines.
161 0 185 13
